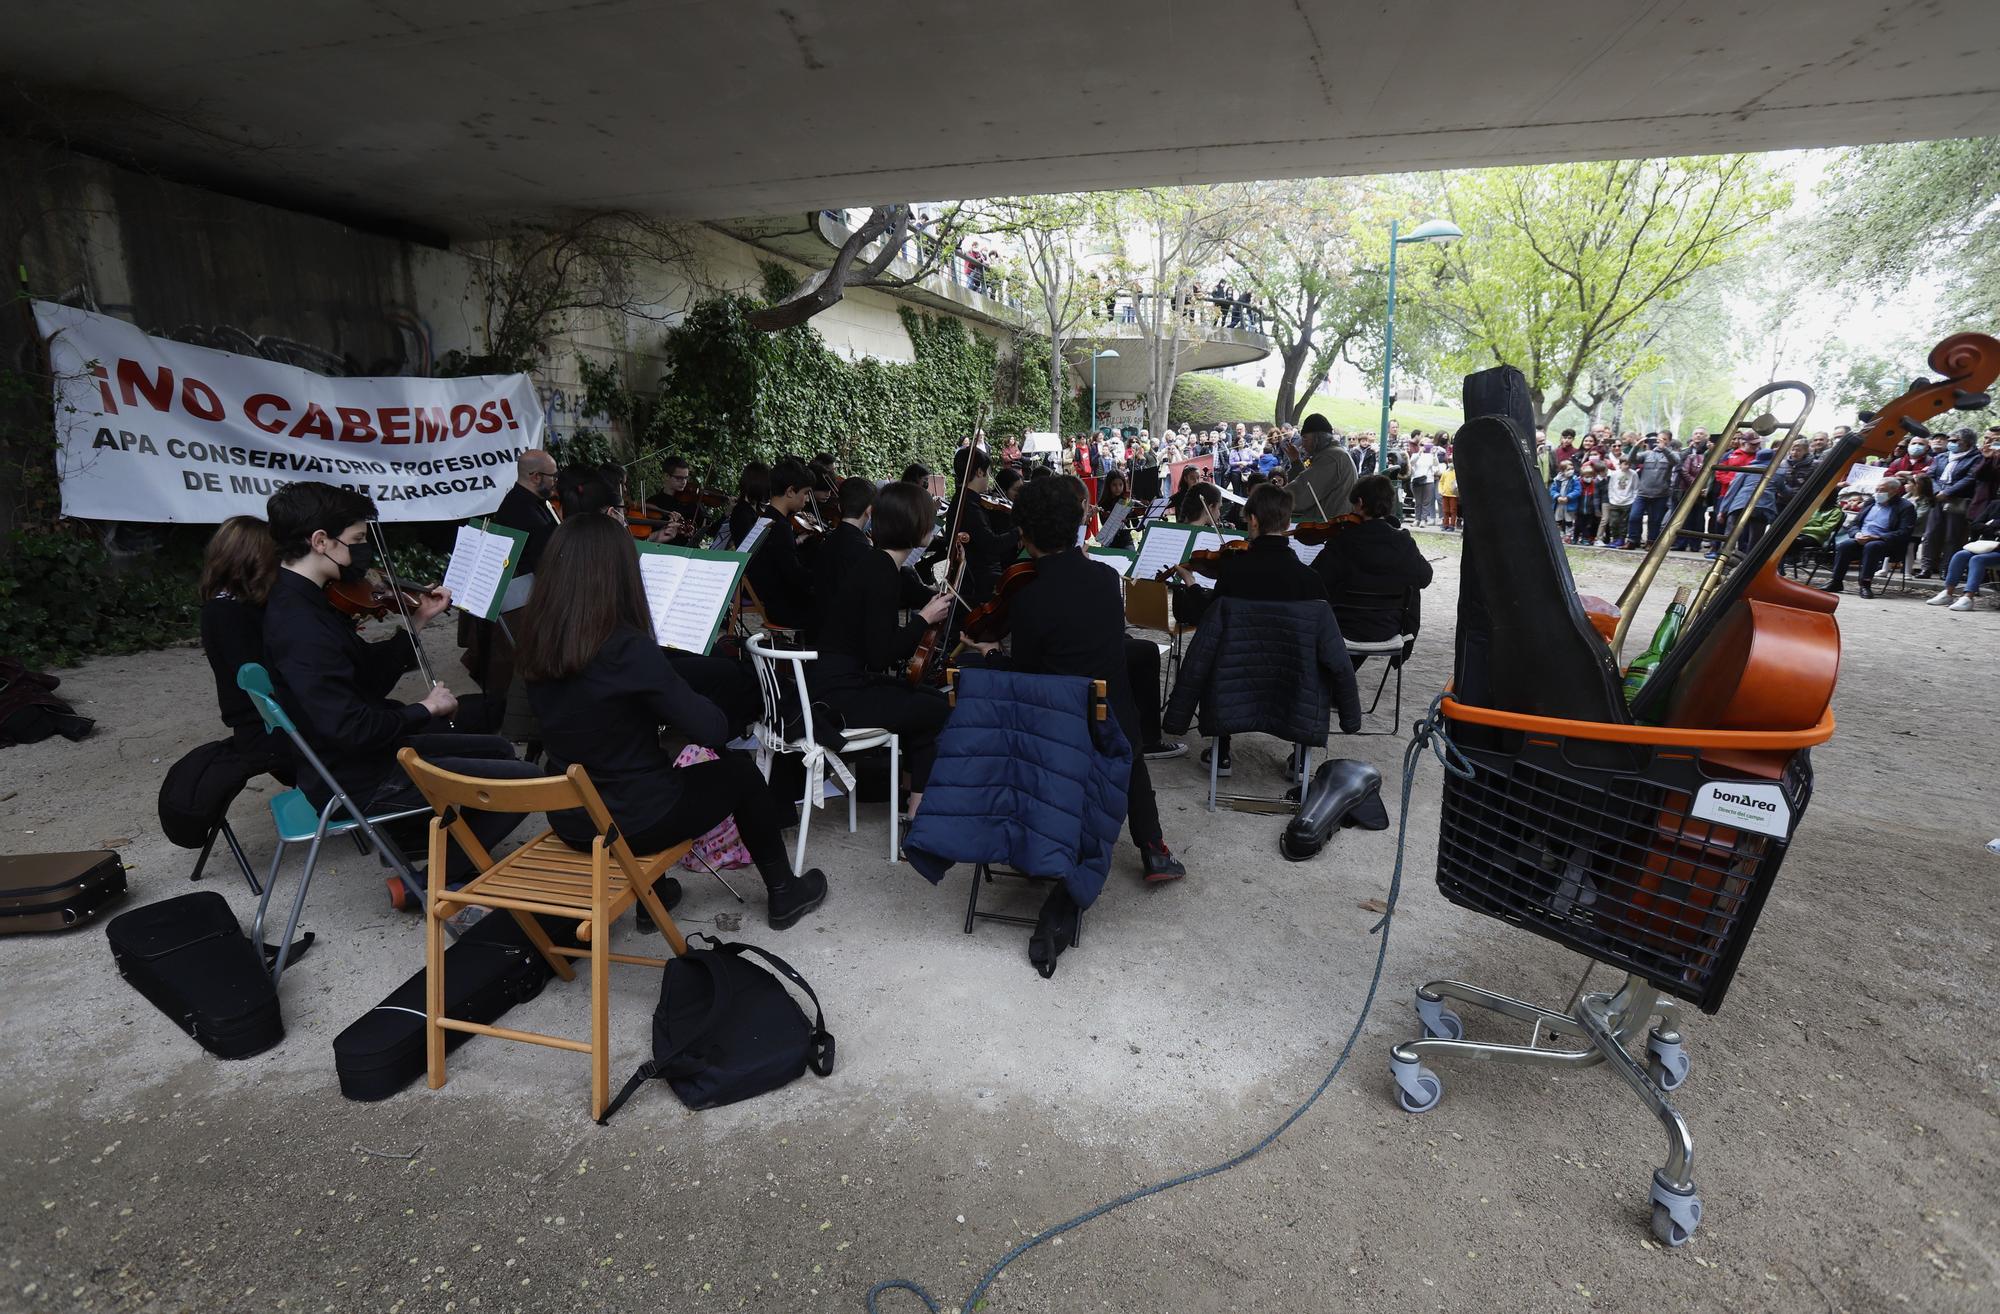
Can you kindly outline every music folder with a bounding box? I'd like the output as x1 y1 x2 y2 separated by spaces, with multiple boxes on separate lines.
441 519 530 622
634 542 751 655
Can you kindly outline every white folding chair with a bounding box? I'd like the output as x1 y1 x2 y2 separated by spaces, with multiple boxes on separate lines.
1336 587 1419 735
744 633 901 868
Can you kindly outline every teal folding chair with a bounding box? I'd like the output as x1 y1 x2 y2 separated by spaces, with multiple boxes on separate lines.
236 663 433 986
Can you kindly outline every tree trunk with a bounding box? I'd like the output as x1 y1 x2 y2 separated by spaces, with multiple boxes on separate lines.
1048 331 1066 435
747 206 908 333
1272 338 1309 429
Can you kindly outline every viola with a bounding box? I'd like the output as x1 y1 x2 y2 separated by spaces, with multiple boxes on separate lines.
960 558 1036 645
325 578 427 621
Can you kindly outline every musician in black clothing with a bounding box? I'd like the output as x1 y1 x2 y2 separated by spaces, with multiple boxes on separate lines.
516 514 827 929
197 515 292 782
806 481 953 822
1174 483 1327 776
744 458 818 629
495 450 560 575
261 482 538 902
726 461 770 549
1312 474 1433 649
986 477 1187 885
943 445 1019 607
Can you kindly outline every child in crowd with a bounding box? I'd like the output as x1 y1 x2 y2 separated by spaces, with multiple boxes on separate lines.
1550 461 1580 539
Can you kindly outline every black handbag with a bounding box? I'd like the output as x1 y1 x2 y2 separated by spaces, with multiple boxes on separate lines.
598 934 834 1121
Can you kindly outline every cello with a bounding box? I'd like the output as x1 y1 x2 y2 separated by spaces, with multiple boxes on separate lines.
1631 333 2000 732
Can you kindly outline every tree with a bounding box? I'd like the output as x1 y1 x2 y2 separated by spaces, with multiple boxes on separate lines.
1227 179 1390 428
1111 187 1252 437
1421 156 1789 426
1798 137 2000 335
983 194 1102 434
745 203 981 333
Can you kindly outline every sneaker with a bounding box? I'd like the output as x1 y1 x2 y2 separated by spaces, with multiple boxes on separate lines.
1702 551 1720 560
1926 589 1954 606
1949 595 1975 612
1142 842 1186 884
1819 583 1843 595
1200 744 1232 777
767 868 828 930
1142 740 1188 761
1858 583 1874 599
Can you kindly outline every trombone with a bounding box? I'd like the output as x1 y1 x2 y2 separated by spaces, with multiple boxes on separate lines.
1610 381 1815 658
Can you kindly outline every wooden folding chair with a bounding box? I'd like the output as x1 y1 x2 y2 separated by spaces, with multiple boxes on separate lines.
395 748 693 1121
1124 576 1196 697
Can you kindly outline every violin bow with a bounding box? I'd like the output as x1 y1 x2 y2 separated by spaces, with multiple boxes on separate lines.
366 520 437 689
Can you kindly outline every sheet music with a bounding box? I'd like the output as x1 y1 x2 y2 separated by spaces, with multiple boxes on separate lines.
736 518 772 557
1189 529 1244 557
638 546 748 654
1087 549 1136 577
441 523 520 621
1143 496 1173 522
1132 524 1195 580
1217 484 1247 505
1287 537 1327 566
1099 499 1134 543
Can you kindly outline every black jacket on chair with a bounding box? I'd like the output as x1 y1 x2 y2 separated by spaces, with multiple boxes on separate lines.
1162 596 1361 744
1313 519 1432 645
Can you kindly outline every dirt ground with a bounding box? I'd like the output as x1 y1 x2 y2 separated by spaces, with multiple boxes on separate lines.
1 541 1994 1314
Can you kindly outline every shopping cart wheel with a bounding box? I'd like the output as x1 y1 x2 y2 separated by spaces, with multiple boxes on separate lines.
1390 1055 1443 1113
1415 994 1464 1041
1646 1032 1690 1092
1649 1172 1702 1247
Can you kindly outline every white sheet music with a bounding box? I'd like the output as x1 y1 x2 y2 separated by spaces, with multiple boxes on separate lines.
1087 549 1135 577
1132 524 1195 580
1287 537 1327 566
1189 530 1243 557
638 552 745 653
1099 499 1134 542
736 518 772 557
441 524 514 621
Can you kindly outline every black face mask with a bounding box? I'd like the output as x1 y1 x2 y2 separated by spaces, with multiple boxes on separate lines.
335 539 374 584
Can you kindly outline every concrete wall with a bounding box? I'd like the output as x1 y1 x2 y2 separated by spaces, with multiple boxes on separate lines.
2 139 1007 508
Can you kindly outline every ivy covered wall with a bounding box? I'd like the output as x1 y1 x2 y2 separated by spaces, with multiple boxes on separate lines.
647 268 997 481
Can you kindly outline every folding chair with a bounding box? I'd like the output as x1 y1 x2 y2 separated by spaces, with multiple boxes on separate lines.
1124 577 1196 700
396 749 691 1122
187 815 260 894
744 633 901 868
1335 586 1420 735
236 663 432 986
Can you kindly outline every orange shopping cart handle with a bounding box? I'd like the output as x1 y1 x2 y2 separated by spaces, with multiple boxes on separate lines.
1436 692 1835 752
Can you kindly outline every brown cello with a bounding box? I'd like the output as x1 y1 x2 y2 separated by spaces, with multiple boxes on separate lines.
1633 333 2000 732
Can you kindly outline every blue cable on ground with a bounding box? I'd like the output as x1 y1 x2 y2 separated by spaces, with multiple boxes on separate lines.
864 697 1473 1312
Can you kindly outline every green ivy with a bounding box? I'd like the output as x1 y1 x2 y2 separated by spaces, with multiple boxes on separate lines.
0 530 200 670
646 280 997 481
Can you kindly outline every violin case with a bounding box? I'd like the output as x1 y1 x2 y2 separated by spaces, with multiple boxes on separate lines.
1281 760 1390 861
332 910 562 1101
0 849 127 934
105 891 284 1059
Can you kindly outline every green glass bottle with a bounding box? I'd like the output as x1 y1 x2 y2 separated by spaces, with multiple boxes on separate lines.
1622 585 1692 706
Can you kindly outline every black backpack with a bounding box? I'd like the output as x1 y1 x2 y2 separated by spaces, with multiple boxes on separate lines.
598 934 834 1122
157 740 263 848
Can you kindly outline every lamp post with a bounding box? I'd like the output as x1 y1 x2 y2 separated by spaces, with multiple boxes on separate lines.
1378 218 1463 448
1092 348 1119 439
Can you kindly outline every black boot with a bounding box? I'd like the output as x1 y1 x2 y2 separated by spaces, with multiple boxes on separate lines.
766 869 828 930
1027 885 1080 979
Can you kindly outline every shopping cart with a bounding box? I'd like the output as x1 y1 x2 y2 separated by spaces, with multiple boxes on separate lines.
1390 695 1832 1246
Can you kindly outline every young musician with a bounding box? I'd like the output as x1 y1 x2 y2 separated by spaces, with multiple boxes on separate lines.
726 461 771 549
997 476 1186 888
261 482 537 899
743 457 818 628
518 514 827 928
943 445 1020 607
1095 469 1136 548
806 480 953 822
1312 474 1434 650
198 515 291 780
1173 483 1327 777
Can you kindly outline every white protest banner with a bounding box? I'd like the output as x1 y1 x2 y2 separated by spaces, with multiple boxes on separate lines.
35 301 545 524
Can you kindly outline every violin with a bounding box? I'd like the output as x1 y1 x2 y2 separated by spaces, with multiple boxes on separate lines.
1168 539 1252 581
324 578 428 621
960 558 1036 645
790 509 829 545
1292 513 1364 545
977 491 1013 517
906 532 970 685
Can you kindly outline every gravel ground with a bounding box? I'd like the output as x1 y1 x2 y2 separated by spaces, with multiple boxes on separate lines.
0 540 1993 1313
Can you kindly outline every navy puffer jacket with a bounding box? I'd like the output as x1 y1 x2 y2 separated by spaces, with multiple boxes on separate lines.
904 668 1132 909
1163 597 1362 743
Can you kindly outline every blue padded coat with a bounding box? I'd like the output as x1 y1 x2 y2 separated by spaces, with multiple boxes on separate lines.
904 667 1132 909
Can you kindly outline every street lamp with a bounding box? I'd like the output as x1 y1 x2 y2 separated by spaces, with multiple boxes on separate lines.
1092 348 1119 438
1378 218 1463 447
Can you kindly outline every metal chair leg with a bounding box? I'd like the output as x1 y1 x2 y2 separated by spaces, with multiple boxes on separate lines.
889 736 901 862
251 840 288 946
218 820 261 895
270 831 328 988
188 827 221 883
